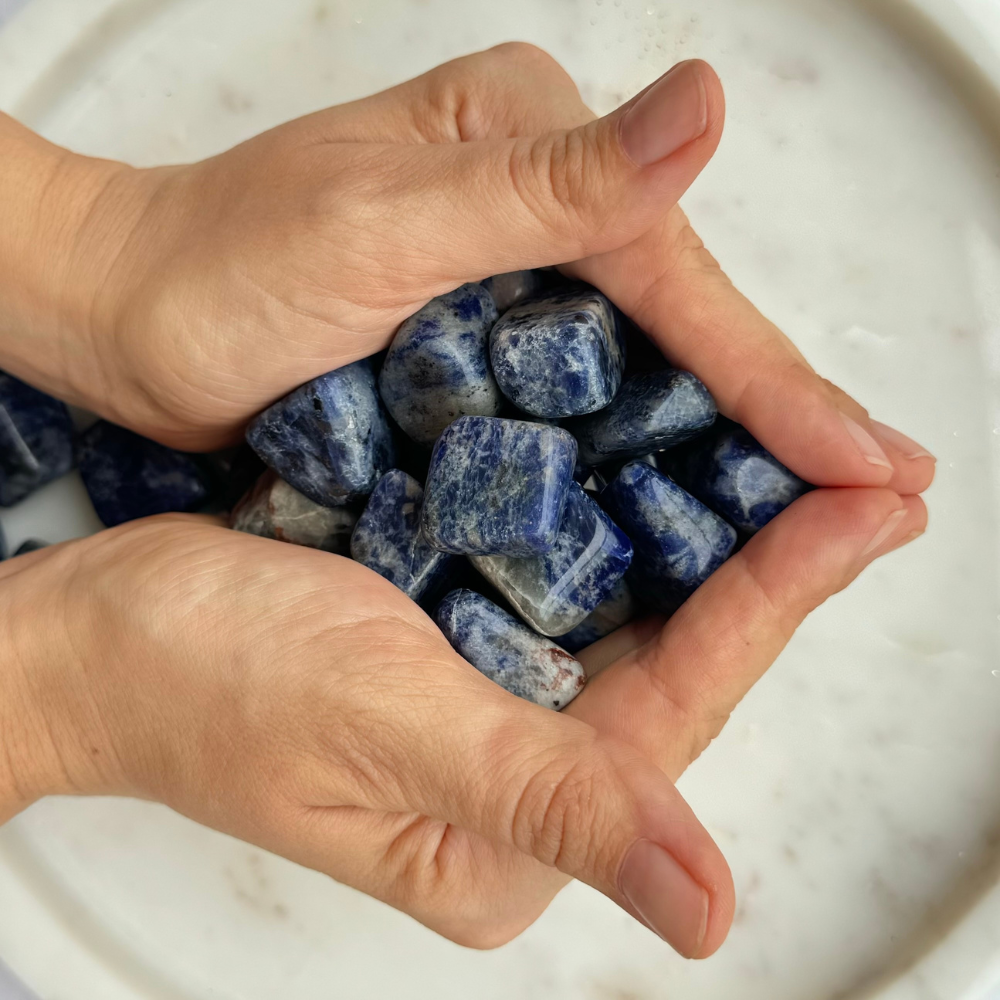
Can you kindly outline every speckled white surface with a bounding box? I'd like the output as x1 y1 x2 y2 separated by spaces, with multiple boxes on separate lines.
0 1 999 998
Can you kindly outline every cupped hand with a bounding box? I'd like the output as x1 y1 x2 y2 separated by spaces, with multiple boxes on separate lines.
0 483 924 957
6 44 933 498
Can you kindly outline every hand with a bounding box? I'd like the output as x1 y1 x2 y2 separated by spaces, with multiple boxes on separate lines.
0 44 933 497
0 483 924 957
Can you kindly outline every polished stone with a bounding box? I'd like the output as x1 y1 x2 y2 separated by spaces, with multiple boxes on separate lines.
490 287 625 418
378 284 501 447
559 578 638 654
481 270 548 312
351 469 459 605
435 589 586 710
471 482 632 636
602 461 737 614
231 470 357 555
0 371 75 507
247 359 395 509
567 370 717 467
421 416 577 557
77 421 214 527
678 424 813 534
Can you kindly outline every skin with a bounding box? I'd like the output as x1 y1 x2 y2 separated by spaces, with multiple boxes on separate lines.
0 46 933 957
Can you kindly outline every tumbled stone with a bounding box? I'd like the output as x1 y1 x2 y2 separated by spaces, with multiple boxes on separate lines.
231 470 357 554
77 421 214 528
0 372 75 507
559 578 638 654
351 469 459 605
481 270 548 312
678 425 812 534
13 539 47 556
378 284 501 447
421 416 577 557
435 589 586 710
471 482 633 637
490 287 625 418
602 461 737 614
247 359 395 509
567 370 717 467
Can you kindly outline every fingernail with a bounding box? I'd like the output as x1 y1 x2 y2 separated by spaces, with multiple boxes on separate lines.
619 839 709 958
840 413 893 472
619 61 709 166
861 508 908 560
870 421 936 462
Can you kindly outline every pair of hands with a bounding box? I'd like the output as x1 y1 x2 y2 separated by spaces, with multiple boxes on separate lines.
0 47 933 958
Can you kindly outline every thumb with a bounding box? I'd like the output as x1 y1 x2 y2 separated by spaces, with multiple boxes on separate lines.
351 59 724 283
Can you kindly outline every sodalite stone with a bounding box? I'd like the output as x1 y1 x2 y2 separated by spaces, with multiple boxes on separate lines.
0 372 75 507
481 270 548 312
378 284 501 447
421 416 577 557
471 482 633 637
602 461 737 615
435 589 586 710
351 469 459 605
247 359 395 509
77 421 214 528
490 287 625 418
559 578 638 654
567 370 717 467
232 470 357 554
13 539 47 557
681 425 812 534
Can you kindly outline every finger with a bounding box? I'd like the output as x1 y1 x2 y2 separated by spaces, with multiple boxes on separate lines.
290 43 595 145
570 487 927 778
324 60 725 287
567 214 936 493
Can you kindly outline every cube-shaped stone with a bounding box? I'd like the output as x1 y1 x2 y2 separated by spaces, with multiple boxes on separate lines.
490 287 625 418
247 359 395 509
471 482 633 636
0 372 75 506
435 589 586 710
350 469 459 605
421 416 577 557
378 284 501 447
559 578 638 654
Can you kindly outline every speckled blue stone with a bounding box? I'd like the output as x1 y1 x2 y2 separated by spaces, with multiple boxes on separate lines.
351 469 460 606
247 359 395 509
567 370 717 467
421 416 577 557
679 425 812 534
0 372 75 507
559 578 638 654
378 284 501 447
471 482 633 636
490 287 625 418
77 421 214 528
435 589 586 710
602 462 737 614
481 270 548 312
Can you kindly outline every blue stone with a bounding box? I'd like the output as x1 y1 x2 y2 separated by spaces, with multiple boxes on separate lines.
481 270 548 312
421 416 577 557
601 461 737 614
77 421 214 527
435 589 586 710
0 372 75 507
678 425 813 534
378 284 501 447
471 482 633 636
490 287 625 418
247 359 395 509
13 539 47 557
559 578 638 654
232 470 357 555
567 370 717 467
351 469 460 606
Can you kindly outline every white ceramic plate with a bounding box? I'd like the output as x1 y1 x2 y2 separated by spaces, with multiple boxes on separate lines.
0 1 999 997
